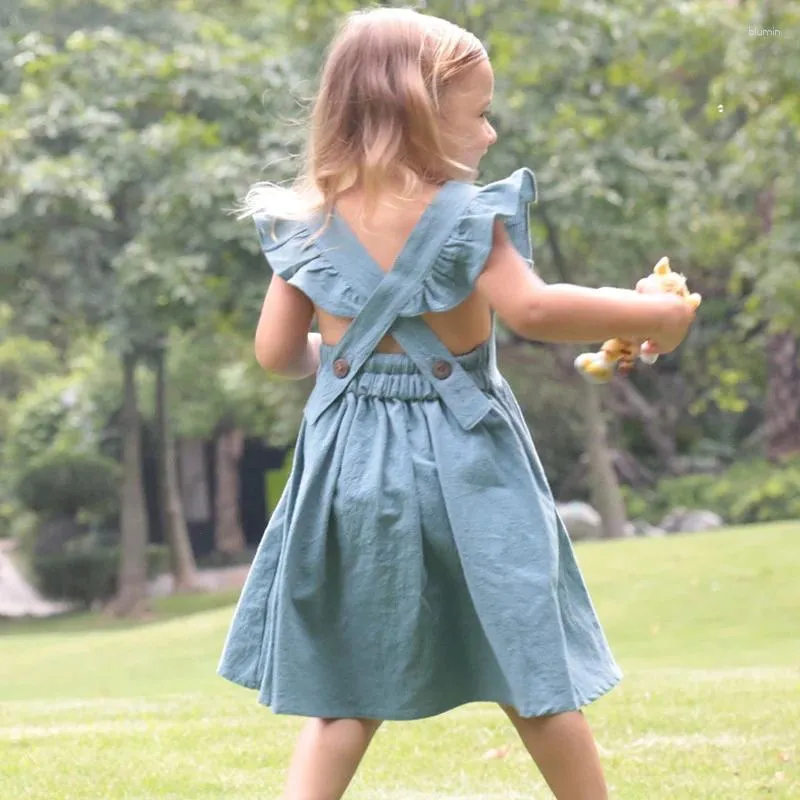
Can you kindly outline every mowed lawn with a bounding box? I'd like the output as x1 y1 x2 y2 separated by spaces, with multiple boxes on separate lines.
1 522 798 799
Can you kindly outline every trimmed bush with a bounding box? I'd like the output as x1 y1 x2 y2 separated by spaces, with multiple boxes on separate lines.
31 515 83 557
32 545 169 608
16 450 121 518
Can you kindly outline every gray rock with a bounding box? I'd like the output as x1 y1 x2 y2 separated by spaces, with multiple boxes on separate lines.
556 502 603 541
659 508 724 534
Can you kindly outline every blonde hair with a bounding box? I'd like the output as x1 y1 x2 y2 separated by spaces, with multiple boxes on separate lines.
239 7 487 222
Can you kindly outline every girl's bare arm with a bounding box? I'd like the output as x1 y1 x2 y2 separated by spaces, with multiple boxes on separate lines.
475 222 695 352
254 276 321 379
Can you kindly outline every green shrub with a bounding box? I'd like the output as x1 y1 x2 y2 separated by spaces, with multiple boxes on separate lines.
0 501 13 539
2 373 112 490
0 337 60 401
16 450 121 518
0 500 37 548
624 457 800 526
713 458 800 524
4 378 83 470
32 544 169 609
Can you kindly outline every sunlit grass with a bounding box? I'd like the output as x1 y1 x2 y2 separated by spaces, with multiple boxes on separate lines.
1 521 798 798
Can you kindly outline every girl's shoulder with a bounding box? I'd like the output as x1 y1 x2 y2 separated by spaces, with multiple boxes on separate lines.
253 167 537 316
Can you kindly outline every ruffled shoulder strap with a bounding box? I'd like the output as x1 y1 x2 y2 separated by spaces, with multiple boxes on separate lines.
253 214 364 316
254 215 310 280
410 168 537 314
455 166 537 269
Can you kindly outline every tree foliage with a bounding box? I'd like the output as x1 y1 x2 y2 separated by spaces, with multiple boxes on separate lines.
1 0 798 562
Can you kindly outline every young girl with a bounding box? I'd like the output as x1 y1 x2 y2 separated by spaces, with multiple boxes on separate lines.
218 8 695 799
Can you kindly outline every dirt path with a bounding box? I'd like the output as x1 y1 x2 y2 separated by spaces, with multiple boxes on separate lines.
0 539 249 618
0 543 72 618
148 565 250 596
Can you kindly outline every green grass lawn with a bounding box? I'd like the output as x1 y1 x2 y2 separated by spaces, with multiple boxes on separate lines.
1 521 798 799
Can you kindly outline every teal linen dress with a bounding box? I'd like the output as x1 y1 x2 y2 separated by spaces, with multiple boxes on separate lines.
217 168 622 720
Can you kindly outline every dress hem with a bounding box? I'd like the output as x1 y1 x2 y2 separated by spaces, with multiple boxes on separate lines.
216 665 623 722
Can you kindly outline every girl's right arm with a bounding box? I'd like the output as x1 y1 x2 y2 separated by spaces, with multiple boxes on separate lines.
475 222 695 351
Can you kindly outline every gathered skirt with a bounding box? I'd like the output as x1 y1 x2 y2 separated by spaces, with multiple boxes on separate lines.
217 339 622 720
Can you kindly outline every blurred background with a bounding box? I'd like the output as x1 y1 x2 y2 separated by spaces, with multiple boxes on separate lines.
0 0 797 619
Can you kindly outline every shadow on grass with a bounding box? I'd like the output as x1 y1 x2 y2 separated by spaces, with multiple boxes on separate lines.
0 589 241 637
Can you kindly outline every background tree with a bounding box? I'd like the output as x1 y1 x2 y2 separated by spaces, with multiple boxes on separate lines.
1 0 797 599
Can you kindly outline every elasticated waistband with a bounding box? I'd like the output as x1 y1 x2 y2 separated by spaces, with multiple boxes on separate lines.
317 339 494 401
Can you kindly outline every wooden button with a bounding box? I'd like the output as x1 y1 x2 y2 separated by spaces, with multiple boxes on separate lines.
432 359 452 380
332 358 350 378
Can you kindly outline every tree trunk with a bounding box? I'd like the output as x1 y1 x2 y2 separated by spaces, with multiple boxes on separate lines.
155 347 199 592
179 438 211 524
577 380 629 538
214 428 247 556
537 208 629 536
110 353 150 617
757 182 800 461
764 331 800 460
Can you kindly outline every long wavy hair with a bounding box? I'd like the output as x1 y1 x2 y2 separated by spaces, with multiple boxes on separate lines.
238 7 487 222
